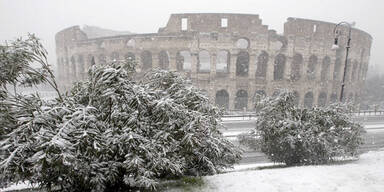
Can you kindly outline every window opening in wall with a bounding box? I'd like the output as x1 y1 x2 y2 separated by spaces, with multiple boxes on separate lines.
217 50 229 73
313 24 317 33
181 18 188 31
236 38 249 49
221 18 228 28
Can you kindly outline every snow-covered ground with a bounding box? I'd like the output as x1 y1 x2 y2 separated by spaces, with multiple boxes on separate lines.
170 149 384 192
3 150 384 192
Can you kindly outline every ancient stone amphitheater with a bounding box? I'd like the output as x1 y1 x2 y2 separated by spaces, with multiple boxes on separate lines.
55 13 372 111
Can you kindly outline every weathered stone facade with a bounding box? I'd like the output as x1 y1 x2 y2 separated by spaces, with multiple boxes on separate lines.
55 13 372 111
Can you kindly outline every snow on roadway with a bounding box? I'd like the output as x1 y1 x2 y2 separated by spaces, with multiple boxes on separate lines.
222 124 384 137
170 149 384 192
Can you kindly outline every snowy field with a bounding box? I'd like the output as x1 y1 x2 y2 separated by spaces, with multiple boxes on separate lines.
169 149 384 192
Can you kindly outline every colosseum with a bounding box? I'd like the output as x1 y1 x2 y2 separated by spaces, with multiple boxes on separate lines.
55 13 372 111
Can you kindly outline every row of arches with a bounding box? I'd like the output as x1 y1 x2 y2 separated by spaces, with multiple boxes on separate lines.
61 50 366 83
214 89 357 110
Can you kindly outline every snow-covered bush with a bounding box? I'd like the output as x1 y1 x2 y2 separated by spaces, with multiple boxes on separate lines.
0 36 241 191
240 90 364 166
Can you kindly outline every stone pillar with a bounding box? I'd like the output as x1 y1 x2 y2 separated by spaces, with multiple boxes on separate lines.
230 52 237 79
210 52 217 77
248 52 256 79
191 52 198 79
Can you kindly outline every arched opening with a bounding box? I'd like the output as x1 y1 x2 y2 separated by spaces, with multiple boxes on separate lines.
98 54 106 65
274 54 286 80
256 51 268 79
217 50 229 73
126 39 135 48
330 93 338 103
293 91 300 107
304 92 314 108
176 51 192 72
111 52 119 62
307 55 317 80
236 51 249 77
124 52 135 63
235 89 248 110
253 90 266 108
198 50 211 72
333 57 341 81
70 56 76 78
236 38 249 49
320 56 330 81
318 92 327 107
215 90 229 110
141 51 152 71
158 51 169 70
290 53 303 81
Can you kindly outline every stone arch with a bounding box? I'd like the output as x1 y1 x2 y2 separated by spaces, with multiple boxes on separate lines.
253 90 266 105
274 53 286 80
158 50 169 70
98 54 106 65
70 56 76 78
236 38 249 49
111 52 119 61
217 50 230 73
318 92 327 107
333 57 341 81
320 56 331 81
124 52 135 62
304 92 314 108
330 93 338 103
235 89 248 110
293 91 300 106
141 50 152 71
126 39 135 48
198 50 211 72
176 51 192 71
236 51 249 77
290 53 303 81
215 89 229 110
256 51 268 79
307 55 317 80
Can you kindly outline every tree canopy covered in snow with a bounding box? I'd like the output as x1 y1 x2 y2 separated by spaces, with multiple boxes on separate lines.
240 90 365 166
0 35 241 191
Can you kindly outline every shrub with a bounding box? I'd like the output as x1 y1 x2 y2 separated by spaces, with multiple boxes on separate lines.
0 36 241 191
240 90 365 166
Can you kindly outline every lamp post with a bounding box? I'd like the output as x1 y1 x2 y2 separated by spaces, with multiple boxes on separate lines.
332 22 354 102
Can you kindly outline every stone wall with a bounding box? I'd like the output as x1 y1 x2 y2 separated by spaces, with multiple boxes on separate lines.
55 13 372 111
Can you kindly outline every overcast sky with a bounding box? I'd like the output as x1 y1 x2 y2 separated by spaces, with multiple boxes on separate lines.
1 0 383 75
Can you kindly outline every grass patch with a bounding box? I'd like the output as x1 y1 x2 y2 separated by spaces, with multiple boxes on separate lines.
158 176 205 191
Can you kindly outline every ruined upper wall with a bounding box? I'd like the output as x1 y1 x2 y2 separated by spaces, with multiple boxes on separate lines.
160 13 269 35
284 17 372 57
55 26 88 48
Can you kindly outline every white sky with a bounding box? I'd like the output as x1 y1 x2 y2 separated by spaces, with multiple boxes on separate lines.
1 0 383 74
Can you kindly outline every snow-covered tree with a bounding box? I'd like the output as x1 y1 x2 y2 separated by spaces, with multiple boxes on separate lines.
0 36 241 191
239 90 364 166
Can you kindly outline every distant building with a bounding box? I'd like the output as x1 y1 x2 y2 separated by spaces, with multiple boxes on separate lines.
55 13 372 111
